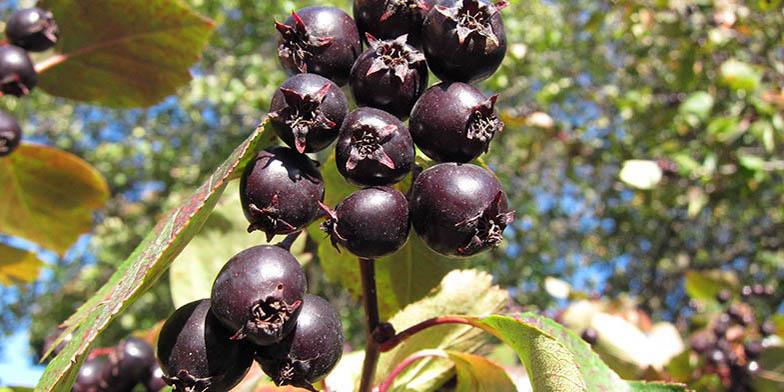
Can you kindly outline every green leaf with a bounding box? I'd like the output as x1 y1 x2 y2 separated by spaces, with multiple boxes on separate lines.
312 154 458 319
739 154 766 171
377 270 508 391
684 269 739 302
678 91 714 121
751 346 784 392
37 0 215 108
0 143 109 256
706 116 741 143
446 350 517 392
627 381 691 391
720 59 763 91
169 184 309 308
0 243 46 286
35 120 276 392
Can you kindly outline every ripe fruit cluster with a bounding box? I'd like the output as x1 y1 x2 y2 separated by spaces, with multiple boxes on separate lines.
687 286 778 391
0 7 58 157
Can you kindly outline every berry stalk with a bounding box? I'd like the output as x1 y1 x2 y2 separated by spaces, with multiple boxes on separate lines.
358 257 380 392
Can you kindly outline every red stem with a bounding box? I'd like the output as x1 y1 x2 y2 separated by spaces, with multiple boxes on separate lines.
377 350 448 392
358 258 380 392
35 54 67 74
378 317 475 352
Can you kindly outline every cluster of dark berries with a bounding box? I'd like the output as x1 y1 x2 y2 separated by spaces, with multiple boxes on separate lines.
0 7 58 157
41 328 164 392
267 0 514 259
687 287 778 391
156 245 343 391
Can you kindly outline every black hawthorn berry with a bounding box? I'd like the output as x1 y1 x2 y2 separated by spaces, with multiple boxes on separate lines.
422 0 507 82
145 363 167 392
211 245 307 346
104 337 155 388
270 73 348 154
353 0 436 47
716 289 732 304
0 110 22 157
581 328 598 345
275 7 362 86
157 299 254 392
350 34 428 119
409 82 503 163
255 294 344 391
0 44 36 97
410 163 514 257
240 147 325 241
5 7 58 52
72 356 109 392
744 341 763 359
320 186 410 258
336 107 415 186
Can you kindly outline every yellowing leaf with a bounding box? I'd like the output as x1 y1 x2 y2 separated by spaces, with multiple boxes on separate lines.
0 143 109 256
446 350 517 392
0 243 45 285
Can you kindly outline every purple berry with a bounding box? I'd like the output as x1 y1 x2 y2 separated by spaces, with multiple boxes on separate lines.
0 44 36 97
409 82 503 163
353 0 437 47
5 7 58 52
240 147 325 241
275 7 362 86
350 34 428 119
103 337 155 388
422 0 507 82
410 163 514 257
320 186 410 258
270 73 348 153
255 294 344 390
157 299 254 391
336 107 415 186
144 363 167 392
72 356 109 392
0 110 22 157
211 245 307 346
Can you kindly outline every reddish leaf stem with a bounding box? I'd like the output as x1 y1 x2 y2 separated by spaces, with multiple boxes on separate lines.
35 54 67 74
358 257 380 392
378 317 476 352
377 350 448 392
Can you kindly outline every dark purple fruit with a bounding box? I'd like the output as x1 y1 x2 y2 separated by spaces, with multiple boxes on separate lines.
276 7 362 86
104 337 155 387
320 186 410 258
5 7 58 52
72 356 108 392
409 82 503 163
211 245 307 346
0 44 36 97
240 147 325 241
255 294 344 391
336 107 415 186
350 34 428 119
353 0 436 47
145 363 167 392
422 0 507 82
744 341 763 359
157 299 254 392
410 163 514 257
761 320 777 337
581 328 598 345
0 110 21 157
716 289 732 304
270 73 348 153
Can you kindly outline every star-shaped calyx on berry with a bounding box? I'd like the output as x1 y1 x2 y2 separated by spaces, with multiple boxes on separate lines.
275 11 333 73
455 191 514 254
233 290 302 342
435 0 508 53
318 201 347 252
269 83 336 153
381 0 431 21
365 33 426 83
246 194 296 242
466 94 503 149
345 121 397 171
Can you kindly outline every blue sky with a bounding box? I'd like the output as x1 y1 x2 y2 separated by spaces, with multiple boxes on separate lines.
0 329 45 387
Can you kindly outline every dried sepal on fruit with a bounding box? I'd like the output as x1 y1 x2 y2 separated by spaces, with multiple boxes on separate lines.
5 7 59 52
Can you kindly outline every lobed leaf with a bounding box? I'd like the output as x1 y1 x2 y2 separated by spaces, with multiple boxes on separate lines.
0 243 46 286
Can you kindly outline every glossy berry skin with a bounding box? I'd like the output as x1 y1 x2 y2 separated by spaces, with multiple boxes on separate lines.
353 0 437 47
409 82 503 163
350 34 428 119
240 147 325 241
211 245 307 346
276 7 362 86
103 337 155 388
0 45 37 97
270 73 348 154
256 294 344 390
336 107 415 186
0 110 22 157
144 363 167 392
410 163 514 257
72 356 109 392
157 299 254 392
5 7 59 52
320 187 410 258
422 0 507 82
